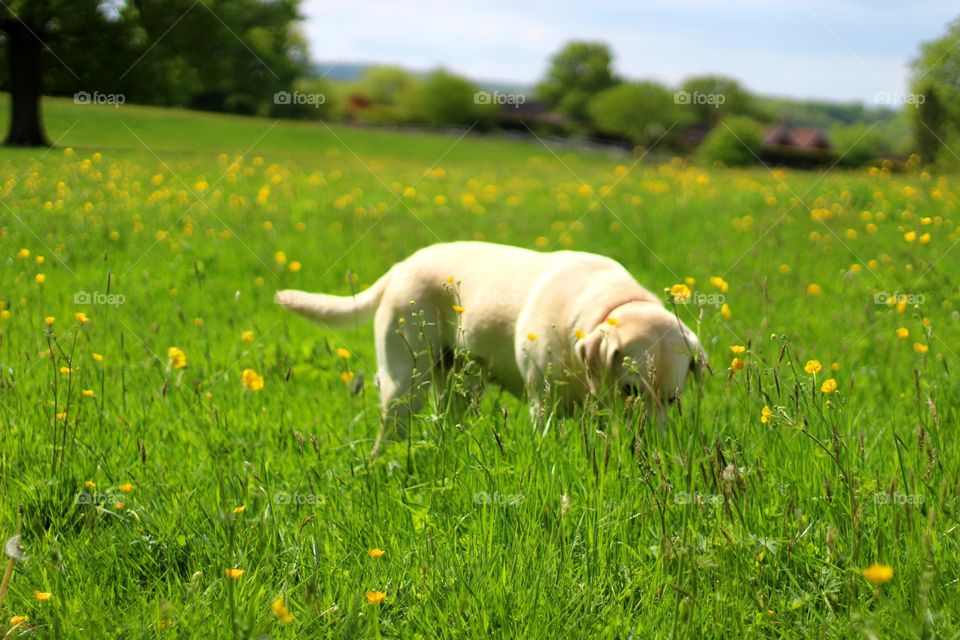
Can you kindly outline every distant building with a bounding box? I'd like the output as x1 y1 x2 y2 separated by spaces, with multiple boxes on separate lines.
497 99 570 133
761 123 834 166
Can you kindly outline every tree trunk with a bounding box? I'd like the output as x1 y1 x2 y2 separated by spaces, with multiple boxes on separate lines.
3 20 50 147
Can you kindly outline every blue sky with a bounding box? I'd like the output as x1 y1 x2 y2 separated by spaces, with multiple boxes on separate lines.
301 0 958 103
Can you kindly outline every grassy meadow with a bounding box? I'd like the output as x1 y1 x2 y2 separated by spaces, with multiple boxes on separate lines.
0 96 958 638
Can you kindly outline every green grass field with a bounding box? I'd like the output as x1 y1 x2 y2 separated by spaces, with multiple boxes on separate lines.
0 96 957 638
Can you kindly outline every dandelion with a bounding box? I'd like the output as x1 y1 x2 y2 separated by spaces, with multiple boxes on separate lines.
74 312 89 324
895 327 909 339
804 360 822 375
760 406 772 424
336 347 351 359
862 563 893 586
368 548 386 559
224 569 244 580
34 592 52 602
271 597 293 623
241 330 254 342
669 284 691 303
820 378 838 394
452 305 465 314
913 343 929 354
730 358 745 372
729 345 746 354
168 347 187 369
365 590 386 604
241 368 265 391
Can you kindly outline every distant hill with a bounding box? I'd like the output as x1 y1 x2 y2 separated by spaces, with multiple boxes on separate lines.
309 61 532 95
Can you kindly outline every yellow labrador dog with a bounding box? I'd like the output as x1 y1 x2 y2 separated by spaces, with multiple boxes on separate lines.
276 242 704 450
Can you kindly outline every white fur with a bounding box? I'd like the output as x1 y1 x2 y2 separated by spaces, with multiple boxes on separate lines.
276 241 705 451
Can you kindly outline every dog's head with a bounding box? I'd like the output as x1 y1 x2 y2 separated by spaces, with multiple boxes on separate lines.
575 302 706 403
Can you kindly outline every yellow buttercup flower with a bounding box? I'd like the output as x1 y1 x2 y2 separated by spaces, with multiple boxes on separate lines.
75 312 89 324
34 592 52 602
168 347 187 369
274 251 287 265
119 483 134 493
241 368 265 391
92 352 104 362
804 360 822 375
721 303 731 320
730 358 745 372
34 274 46 284
224 568 245 580
82 389 94 397
288 260 302 272
365 590 386 604
729 345 746 354
9 615 28 625
368 548 386 559
670 284 691 303
452 305 465 314
233 505 246 514
806 284 822 296
895 327 909 339
913 343 928 354
44 316 56 325
241 330 254 342
820 378 838 394
574 329 585 340
340 371 355 383
760 406 772 424
527 333 538 341
605 317 618 326
709 276 729 292
863 563 893 586
271 597 293 623
336 347 351 359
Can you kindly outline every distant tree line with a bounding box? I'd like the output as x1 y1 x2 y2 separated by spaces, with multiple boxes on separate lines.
0 0 956 166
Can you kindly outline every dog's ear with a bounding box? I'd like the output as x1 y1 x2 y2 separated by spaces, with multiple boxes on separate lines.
576 327 621 395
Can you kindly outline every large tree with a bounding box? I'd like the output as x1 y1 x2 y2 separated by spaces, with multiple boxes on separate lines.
0 0 305 147
911 16 960 164
537 41 618 124
0 1 117 146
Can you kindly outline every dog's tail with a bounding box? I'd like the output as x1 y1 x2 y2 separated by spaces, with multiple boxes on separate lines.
275 269 392 326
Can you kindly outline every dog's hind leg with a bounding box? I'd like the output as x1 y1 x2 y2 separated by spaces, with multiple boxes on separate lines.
370 304 432 456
